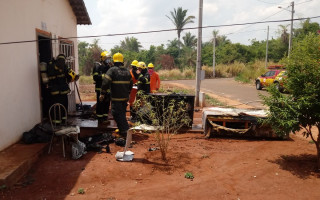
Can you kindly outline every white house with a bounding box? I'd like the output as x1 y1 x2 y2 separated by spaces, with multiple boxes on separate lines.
0 0 91 151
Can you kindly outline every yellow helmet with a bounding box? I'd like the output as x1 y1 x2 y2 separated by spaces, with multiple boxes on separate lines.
68 69 77 82
113 52 124 63
131 60 138 67
137 62 147 69
101 51 111 61
148 63 154 68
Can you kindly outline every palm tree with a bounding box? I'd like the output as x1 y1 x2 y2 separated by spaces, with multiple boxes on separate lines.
166 7 195 44
278 24 289 44
182 47 196 67
120 37 142 52
210 31 229 47
211 30 219 78
182 32 197 48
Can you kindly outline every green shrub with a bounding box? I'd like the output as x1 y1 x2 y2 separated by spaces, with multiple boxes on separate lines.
185 172 194 179
78 188 85 194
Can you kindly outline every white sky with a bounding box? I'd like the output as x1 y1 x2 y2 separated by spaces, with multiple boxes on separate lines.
77 0 320 51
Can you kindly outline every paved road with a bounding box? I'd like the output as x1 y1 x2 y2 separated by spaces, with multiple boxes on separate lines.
163 78 269 109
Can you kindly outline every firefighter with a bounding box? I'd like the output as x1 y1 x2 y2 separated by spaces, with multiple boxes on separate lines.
47 54 78 123
136 62 150 95
93 51 112 124
147 63 160 93
130 62 151 123
100 52 133 145
128 60 139 120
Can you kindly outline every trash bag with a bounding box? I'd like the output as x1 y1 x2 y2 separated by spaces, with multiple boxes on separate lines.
71 140 87 160
22 124 51 144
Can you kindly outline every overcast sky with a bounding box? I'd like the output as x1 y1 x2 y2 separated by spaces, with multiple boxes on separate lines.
77 0 320 51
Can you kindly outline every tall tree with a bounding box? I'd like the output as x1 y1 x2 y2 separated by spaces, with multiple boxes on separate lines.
182 32 197 48
82 39 103 76
278 24 290 45
261 33 320 169
294 19 320 40
120 37 142 52
166 7 195 43
78 41 89 75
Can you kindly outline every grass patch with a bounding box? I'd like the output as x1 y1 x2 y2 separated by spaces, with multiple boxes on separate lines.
205 94 227 107
159 87 225 107
78 188 85 194
79 76 94 85
185 172 194 179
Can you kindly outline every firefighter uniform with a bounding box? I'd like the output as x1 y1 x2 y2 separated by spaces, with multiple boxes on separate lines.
47 54 77 123
148 63 161 93
136 62 150 95
93 51 112 123
128 60 139 119
101 52 133 137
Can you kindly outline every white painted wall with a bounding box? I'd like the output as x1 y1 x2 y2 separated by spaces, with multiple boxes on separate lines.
0 0 80 151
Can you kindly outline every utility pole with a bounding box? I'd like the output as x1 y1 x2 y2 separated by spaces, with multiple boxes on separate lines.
195 0 203 106
288 1 294 57
278 1 294 57
212 34 216 78
265 26 269 68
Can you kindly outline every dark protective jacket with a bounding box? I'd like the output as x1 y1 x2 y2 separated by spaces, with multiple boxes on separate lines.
47 60 73 95
92 61 110 92
101 65 133 101
137 69 150 94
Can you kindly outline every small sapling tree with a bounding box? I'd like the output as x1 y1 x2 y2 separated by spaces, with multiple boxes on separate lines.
261 33 320 169
133 91 192 160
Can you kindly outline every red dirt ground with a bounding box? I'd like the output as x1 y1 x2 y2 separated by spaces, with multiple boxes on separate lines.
1 84 320 200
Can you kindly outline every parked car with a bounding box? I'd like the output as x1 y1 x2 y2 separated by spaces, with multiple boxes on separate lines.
255 65 286 91
273 70 287 92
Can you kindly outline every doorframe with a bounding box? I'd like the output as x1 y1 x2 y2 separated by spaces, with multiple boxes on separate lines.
36 28 52 120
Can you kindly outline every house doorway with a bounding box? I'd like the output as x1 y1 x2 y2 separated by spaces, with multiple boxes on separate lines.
37 35 52 119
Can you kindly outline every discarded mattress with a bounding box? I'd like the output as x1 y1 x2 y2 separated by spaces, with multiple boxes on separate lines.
202 107 286 139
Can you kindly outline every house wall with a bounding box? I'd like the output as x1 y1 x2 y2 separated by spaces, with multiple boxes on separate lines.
0 0 79 151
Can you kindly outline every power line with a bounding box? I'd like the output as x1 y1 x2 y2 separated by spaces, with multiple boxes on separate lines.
1 15 319 46
225 9 285 36
296 0 313 6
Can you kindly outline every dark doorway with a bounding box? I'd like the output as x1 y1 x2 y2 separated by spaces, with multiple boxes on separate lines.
37 35 52 119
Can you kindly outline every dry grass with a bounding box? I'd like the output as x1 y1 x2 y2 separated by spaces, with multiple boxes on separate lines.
79 75 94 85
202 62 245 78
235 60 279 83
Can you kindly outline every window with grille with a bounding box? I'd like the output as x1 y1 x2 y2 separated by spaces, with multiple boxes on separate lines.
59 39 76 113
59 40 75 70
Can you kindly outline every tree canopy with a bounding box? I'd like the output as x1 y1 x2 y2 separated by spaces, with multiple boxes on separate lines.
261 33 320 169
78 19 320 73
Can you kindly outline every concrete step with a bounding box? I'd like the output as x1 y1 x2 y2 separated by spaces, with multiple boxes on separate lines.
0 143 47 188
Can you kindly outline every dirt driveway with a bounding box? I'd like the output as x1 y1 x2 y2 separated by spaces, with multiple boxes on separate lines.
1 83 320 200
2 131 319 200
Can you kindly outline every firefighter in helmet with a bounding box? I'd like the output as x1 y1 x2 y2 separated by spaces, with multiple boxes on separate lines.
93 51 113 124
148 63 160 93
128 60 139 120
136 62 150 95
100 52 133 145
47 54 79 122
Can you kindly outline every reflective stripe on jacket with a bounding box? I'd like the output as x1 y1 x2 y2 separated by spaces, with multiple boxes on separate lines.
47 63 71 95
101 66 133 101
